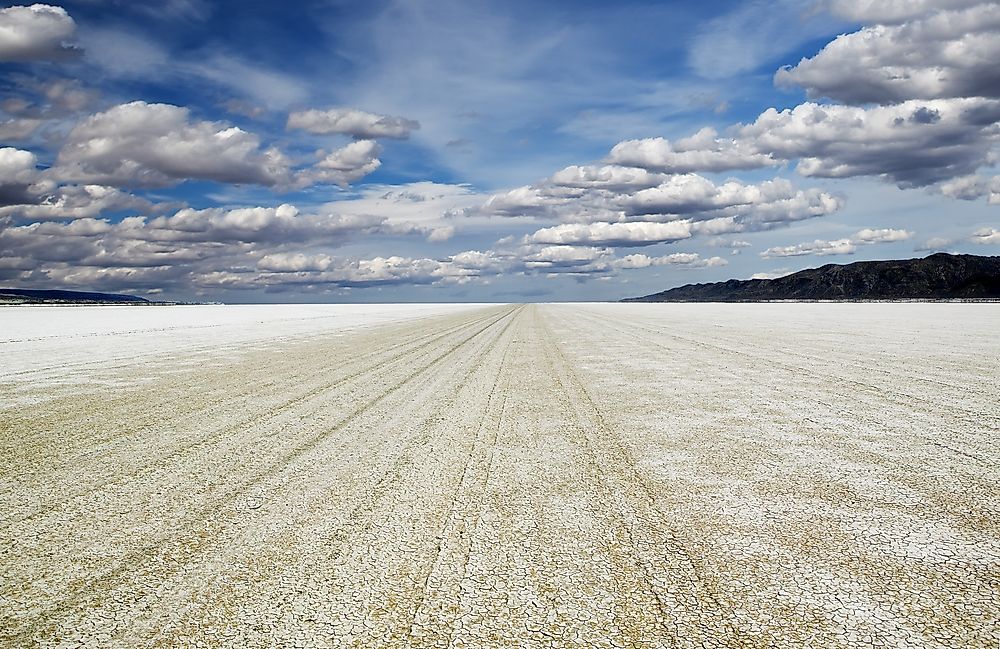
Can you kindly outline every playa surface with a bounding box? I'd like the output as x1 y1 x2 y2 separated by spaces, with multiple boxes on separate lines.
1 303 998 648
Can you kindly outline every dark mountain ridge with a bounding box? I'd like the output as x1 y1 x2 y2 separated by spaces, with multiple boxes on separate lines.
623 253 1000 302
0 288 150 304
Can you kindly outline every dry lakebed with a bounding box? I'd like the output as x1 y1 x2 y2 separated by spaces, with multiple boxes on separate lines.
1 302 997 648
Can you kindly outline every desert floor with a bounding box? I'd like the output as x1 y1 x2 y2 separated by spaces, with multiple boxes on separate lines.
1 303 997 648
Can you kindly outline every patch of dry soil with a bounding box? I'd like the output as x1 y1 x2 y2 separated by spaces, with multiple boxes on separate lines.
2 303 997 648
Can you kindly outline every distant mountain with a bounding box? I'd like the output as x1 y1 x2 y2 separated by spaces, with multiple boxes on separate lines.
623 253 1000 302
0 288 151 304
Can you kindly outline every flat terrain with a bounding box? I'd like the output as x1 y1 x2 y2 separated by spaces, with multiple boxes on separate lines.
1 303 997 648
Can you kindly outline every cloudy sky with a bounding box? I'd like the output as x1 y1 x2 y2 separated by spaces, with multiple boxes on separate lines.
1 0 998 302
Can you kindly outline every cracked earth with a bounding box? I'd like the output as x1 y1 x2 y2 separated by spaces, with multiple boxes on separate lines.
1 303 998 648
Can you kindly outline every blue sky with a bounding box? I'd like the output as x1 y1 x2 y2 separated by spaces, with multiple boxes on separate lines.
0 0 998 301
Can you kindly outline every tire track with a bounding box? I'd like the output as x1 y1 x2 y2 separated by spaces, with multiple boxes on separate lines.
564 306 998 436
2 305 499 464
406 308 516 648
534 306 744 648
0 307 508 527
3 306 520 646
140 305 524 648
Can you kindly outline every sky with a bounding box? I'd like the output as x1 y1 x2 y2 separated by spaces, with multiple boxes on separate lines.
0 0 998 303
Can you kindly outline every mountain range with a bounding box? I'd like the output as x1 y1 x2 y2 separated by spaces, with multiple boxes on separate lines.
623 253 1000 302
0 288 151 304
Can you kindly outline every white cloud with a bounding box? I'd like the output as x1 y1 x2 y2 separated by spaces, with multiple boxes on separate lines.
777 3 1000 103
525 221 693 247
549 164 672 191
0 117 43 140
622 176 841 226
0 202 409 292
707 237 751 248
0 146 40 185
916 236 956 251
760 238 857 258
307 140 383 187
426 225 455 242
0 78 98 142
257 252 333 272
736 99 1000 187
969 227 1000 244
287 108 420 139
761 227 912 258
0 184 158 220
852 227 913 243
0 4 79 61
611 99 1000 189
478 170 841 234
139 204 383 244
613 253 727 269
319 182 486 237
751 269 795 280
522 245 609 268
52 102 295 188
937 175 1000 204
607 130 773 173
0 146 48 206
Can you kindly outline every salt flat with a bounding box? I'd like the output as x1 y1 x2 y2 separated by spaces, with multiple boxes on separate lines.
1 303 997 648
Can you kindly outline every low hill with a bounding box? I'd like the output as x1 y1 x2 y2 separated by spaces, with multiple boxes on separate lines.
0 288 151 305
623 253 1000 302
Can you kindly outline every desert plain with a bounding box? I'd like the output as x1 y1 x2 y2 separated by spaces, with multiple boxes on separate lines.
1 302 997 648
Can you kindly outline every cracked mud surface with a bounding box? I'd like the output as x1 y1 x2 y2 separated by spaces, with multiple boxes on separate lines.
2 303 998 648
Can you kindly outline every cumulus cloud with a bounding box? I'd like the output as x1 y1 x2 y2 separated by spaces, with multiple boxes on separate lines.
760 238 858 258
851 228 913 243
607 129 774 173
969 227 1000 244
138 204 384 244
480 168 841 232
0 184 159 220
751 269 795 280
915 236 956 251
257 252 333 272
777 3 1000 104
252 252 502 289
525 221 693 247
622 176 841 225
426 225 455 242
937 175 1000 203
707 237 751 248
315 182 485 243
760 227 912 258
287 107 420 139
0 202 403 292
0 78 99 141
611 99 1000 188
0 146 49 206
734 99 1000 187
307 139 383 187
0 4 79 61
0 117 43 140
549 164 672 191
52 102 295 188
43 102 385 191
613 252 727 269
602 2 1000 204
